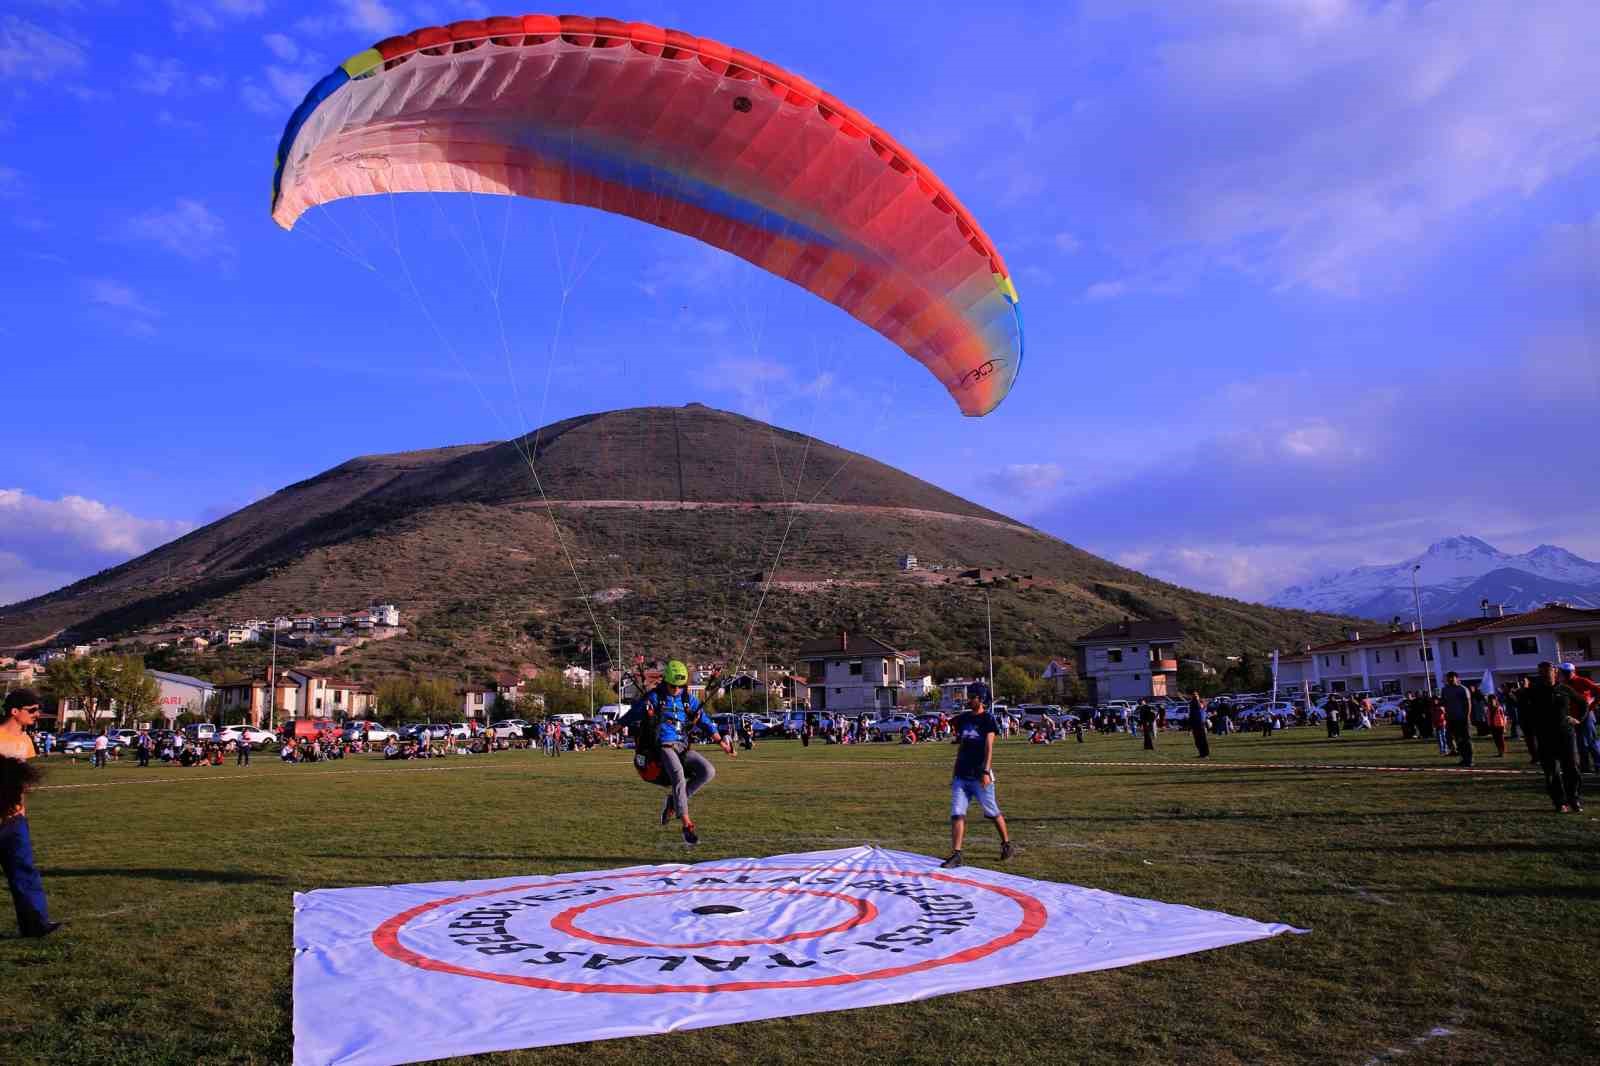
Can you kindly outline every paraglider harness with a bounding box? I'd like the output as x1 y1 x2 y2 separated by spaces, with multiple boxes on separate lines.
627 664 723 783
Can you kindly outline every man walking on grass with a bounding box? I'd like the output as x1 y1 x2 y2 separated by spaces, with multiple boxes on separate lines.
1441 672 1474 768
1188 691 1210 758
941 697 1014 868
1525 662 1582 812
1 689 61 938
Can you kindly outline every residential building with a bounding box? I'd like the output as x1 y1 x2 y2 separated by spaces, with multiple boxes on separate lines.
938 678 987 711
898 553 918 572
147 669 216 722
903 674 937 699
225 625 259 646
285 670 374 718
372 603 401 627
351 611 376 633
797 631 905 714
317 612 348 631
1040 658 1077 697
0 661 38 689
1277 604 1600 695
562 665 592 688
1072 619 1184 703
293 616 316 632
215 675 301 726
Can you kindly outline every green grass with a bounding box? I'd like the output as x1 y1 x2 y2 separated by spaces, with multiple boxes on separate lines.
3 728 1595 1065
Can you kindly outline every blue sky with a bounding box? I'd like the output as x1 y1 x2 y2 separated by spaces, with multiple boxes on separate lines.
2 0 1597 608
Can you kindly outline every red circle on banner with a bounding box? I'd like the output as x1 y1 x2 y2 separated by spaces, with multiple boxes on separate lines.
550 886 877 949
370 866 1048 995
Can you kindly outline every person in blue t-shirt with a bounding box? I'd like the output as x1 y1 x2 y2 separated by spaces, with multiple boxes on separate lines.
941 697 1014 868
616 659 734 845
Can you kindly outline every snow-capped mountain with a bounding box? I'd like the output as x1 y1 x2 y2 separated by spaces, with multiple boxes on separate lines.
1269 537 1600 623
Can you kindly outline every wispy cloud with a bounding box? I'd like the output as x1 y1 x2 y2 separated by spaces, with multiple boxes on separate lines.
0 489 192 607
85 278 161 336
1058 1 1600 293
123 198 233 265
263 32 299 62
0 16 86 80
240 35 328 116
340 0 405 37
168 0 266 34
130 54 187 96
1033 334 1600 600
984 462 1067 499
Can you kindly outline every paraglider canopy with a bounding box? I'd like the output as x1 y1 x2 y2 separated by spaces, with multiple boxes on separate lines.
270 14 1022 415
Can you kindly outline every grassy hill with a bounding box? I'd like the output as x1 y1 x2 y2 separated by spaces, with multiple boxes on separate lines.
0 404 1349 679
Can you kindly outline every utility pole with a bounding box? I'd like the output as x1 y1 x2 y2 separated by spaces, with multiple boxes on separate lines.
1412 564 1434 698
266 621 278 730
985 591 995 703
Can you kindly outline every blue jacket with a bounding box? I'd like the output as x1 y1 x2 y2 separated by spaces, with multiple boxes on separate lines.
621 687 718 747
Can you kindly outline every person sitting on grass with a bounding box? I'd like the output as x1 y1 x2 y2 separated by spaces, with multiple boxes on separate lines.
941 697 1014 868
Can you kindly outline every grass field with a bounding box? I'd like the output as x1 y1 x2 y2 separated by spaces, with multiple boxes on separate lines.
3 727 1595 1065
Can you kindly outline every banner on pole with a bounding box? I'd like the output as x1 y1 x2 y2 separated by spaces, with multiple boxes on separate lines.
293 846 1305 1066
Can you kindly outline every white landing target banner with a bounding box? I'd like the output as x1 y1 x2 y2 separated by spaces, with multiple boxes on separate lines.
292 846 1305 1065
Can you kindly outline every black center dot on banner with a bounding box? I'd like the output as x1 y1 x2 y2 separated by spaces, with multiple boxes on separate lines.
691 904 745 916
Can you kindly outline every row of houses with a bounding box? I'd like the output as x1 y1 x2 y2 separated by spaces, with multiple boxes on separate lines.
1276 604 1600 694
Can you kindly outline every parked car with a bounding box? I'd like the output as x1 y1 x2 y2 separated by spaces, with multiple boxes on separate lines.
490 719 530 740
447 722 476 740
218 724 278 748
341 719 397 743
280 718 340 742
874 714 919 737
58 731 96 754
183 723 217 742
107 728 141 749
1016 705 1065 728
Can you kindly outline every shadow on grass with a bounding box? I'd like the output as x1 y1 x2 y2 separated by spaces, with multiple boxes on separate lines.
43 867 283 884
1219 841 1597 857
1283 883 1600 901
307 853 647 866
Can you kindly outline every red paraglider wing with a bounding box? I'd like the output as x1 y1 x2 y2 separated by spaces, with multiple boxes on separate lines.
271 15 1022 415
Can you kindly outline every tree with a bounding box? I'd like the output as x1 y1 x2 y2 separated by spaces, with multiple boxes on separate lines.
107 657 160 726
995 662 1035 705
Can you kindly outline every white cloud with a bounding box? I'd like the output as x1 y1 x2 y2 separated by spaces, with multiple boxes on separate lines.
0 16 86 80
1036 334 1600 600
85 278 160 336
0 165 20 197
263 32 299 62
984 462 1067 498
1053 232 1082 254
169 0 266 33
131 54 185 96
1084 280 1127 302
1072 1 1600 292
124 198 232 264
341 0 405 37
700 358 836 421
0 490 193 606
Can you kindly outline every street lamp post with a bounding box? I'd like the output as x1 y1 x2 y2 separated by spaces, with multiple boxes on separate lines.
1411 564 1434 698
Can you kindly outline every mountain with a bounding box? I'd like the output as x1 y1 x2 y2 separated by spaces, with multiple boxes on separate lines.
0 405 1350 675
1269 536 1600 624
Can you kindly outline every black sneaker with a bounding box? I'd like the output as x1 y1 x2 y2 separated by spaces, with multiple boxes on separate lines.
660 799 676 827
22 921 62 939
682 822 699 846
939 851 963 869
1000 840 1015 861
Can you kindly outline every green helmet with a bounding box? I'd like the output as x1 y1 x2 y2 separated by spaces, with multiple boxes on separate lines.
664 660 690 686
